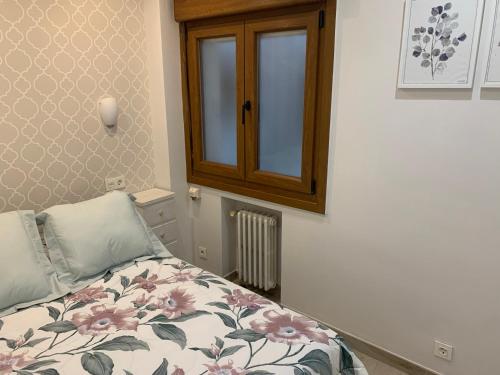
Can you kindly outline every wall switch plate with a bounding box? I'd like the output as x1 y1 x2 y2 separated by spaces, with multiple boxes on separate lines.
105 176 126 191
198 246 208 260
434 340 453 361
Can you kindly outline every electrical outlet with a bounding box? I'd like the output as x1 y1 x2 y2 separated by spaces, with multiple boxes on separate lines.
434 340 453 361
105 176 126 191
198 246 208 260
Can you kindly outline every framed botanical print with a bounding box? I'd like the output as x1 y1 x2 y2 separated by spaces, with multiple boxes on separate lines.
398 0 485 88
483 0 500 87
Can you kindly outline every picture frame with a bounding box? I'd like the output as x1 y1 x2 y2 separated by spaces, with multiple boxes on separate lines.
398 0 485 88
483 0 500 87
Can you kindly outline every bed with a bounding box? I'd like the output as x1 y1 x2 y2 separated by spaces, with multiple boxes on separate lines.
0 257 368 375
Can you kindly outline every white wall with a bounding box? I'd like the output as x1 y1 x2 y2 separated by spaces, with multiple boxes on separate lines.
159 1 500 374
144 0 193 262
144 0 171 190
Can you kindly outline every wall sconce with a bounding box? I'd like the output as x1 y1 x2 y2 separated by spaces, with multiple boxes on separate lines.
99 97 118 128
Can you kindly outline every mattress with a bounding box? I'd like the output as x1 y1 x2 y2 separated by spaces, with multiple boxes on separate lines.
0 257 368 374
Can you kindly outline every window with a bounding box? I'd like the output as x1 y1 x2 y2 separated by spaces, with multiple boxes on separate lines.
177 0 335 213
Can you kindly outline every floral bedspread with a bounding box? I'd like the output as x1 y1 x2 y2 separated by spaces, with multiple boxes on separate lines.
0 257 368 375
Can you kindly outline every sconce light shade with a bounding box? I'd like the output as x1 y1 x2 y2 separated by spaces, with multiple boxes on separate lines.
99 97 118 127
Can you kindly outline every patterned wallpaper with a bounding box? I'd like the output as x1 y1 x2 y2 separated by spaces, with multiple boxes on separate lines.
0 0 156 213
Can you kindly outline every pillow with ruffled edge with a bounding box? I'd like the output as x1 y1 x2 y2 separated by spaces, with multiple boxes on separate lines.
36 191 172 292
0 211 70 317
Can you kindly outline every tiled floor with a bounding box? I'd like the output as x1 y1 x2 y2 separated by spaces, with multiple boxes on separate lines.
355 350 409 375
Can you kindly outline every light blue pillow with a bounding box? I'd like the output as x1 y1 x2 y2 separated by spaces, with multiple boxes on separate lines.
0 211 69 317
37 191 171 291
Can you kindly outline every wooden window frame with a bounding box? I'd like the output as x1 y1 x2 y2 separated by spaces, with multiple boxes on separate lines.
178 0 336 214
244 12 319 194
186 23 246 180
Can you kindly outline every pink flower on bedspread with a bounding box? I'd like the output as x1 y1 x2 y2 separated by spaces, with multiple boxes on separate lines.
156 288 195 318
133 293 153 308
67 286 108 303
204 360 246 375
71 305 138 336
172 366 185 375
250 310 329 345
0 352 33 374
133 274 169 293
222 289 271 310
171 270 196 283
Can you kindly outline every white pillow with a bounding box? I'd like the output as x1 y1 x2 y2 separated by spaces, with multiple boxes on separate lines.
37 191 171 291
0 211 69 317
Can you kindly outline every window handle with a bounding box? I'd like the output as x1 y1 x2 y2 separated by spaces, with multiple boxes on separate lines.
241 100 251 125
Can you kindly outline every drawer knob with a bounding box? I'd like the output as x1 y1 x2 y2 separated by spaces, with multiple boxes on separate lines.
160 233 165 239
158 211 164 217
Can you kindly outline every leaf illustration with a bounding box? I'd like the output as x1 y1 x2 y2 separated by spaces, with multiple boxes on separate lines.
168 311 211 322
207 302 231 310
214 313 236 329
148 314 169 324
225 329 265 343
22 360 59 371
47 306 60 321
38 369 60 375
24 328 34 341
247 371 274 375
207 279 226 285
152 359 168 375
39 321 77 334
24 337 51 347
6 339 17 349
120 276 130 288
137 269 150 281
81 352 114 375
220 345 245 358
151 324 187 349
298 349 332 375
190 347 216 359
92 336 150 352
103 272 113 283
194 280 209 288
215 336 224 349
195 275 213 280
67 301 88 312
147 311 210 324
240 308 258 319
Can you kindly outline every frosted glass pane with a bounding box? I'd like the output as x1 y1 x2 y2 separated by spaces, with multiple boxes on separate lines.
258 30 307 178
200 37 237 166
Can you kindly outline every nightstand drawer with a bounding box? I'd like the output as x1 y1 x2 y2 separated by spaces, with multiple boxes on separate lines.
152 220 177 244
139 199 176 227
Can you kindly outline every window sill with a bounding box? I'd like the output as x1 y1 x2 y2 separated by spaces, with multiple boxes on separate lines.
188 172 326 213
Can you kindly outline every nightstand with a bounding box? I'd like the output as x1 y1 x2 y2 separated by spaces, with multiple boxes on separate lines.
133 188 178 255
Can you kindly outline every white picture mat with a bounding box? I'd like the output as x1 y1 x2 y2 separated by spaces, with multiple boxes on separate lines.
398 0 485 88
483 0 500 87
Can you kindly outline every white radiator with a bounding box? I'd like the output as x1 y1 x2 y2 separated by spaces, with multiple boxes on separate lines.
236 210 278 291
